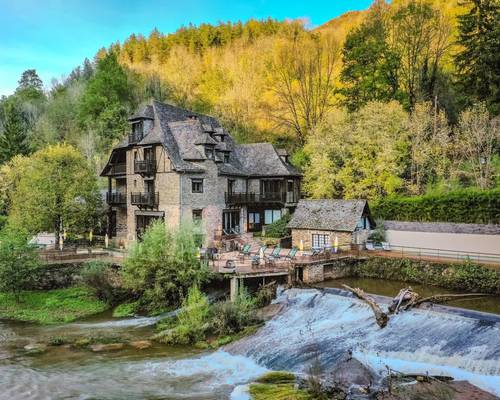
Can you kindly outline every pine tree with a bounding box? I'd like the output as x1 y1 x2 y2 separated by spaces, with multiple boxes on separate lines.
0 101 30 164
456 0 500 114
15 69 44 101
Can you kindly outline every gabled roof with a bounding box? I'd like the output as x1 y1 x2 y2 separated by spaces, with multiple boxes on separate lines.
384 221 500 235
288 199 372 232
128 105 154 121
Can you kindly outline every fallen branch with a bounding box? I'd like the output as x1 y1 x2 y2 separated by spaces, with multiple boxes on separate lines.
342 284 389 328
407 293 490 310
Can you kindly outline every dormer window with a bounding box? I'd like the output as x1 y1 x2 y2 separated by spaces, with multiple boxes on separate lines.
205 147 215 160
223 153 230 163
132 121 143 136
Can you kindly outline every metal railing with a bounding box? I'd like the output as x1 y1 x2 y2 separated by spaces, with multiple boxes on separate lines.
134 159 156 175
106 191 127 205
128 132 144 144
108 163 126 175
130 192 159 207
225 191 298 205
371 244 500 265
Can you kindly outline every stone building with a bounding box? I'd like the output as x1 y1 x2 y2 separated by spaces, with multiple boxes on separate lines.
101 101 301 246
288 199 374 250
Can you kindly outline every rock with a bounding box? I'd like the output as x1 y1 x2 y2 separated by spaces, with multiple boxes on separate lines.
90 343 125 352
129 340 152 350
23 343 47 354
328 356 376 389
255 303 284 321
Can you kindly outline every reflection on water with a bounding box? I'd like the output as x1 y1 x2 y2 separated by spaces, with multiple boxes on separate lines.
317 277 500 315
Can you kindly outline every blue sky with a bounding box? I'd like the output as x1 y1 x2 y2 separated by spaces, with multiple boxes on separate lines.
0 0 372 96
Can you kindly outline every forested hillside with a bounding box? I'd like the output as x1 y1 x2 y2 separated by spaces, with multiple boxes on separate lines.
0 0 498 208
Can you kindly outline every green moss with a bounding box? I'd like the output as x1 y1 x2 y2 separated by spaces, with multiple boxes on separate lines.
254 371 296 384
249 383 311 400
0 286 108 324
112 301 139 318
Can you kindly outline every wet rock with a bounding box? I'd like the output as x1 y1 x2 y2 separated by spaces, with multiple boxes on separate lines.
129 340 152 350
23 343 47 354
90 343 125 352
328 355 377 390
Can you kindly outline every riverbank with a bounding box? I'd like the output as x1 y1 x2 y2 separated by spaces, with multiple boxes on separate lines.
0 286 108 324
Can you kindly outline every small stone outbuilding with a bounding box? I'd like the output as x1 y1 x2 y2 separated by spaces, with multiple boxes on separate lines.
288 199 374 250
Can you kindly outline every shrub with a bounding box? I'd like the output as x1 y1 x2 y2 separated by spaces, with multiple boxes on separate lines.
264 213 292 238
122 220 211 312
368 219 386 244
372 188 500 224
112 301 139 318
81 261 124 304
0 228 40 302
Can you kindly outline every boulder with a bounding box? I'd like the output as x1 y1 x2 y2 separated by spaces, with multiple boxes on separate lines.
328 355 376 389
90 343 125 352
23 343 47 354
129 340 152 350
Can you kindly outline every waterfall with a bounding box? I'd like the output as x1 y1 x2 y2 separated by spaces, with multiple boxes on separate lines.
226 288 500 396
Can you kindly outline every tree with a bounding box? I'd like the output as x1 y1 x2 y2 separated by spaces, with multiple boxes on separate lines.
268 35 340 145
0 100 30 163
407 102 451 194
8 144 101 247
455 0 500 114
340 1 400 110
0 228 40 302
15 69 44 101
389 1 451 109
454 103 499 189
78 52 134 149
122 220 211 311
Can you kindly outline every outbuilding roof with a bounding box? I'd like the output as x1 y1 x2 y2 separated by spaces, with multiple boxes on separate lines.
288 199 372 232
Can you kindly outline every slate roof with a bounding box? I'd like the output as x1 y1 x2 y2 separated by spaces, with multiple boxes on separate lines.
103 100 301 178
383 221 500 235
234 143 301 177
288 199 371 232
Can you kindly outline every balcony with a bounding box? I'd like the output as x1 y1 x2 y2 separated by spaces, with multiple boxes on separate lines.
106 191 127 206
225 191 298 206
131 192 159 207
128 132 144 144
134 159 156 175
107 163 126 176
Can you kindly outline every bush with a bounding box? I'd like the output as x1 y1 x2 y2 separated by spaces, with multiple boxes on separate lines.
121 220 211 312
0 228 40 302
81 261 125 304
264 213 292 238
368 219 386 244
112 301 139 318
372 188 500 224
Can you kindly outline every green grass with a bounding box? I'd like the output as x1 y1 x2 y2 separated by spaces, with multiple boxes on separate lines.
0 286 108 324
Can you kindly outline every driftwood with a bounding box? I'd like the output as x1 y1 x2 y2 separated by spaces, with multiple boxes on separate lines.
389 287 420 314
406 293 490 310
342 284 389 328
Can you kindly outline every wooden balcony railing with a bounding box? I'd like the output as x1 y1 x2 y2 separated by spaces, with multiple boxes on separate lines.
108 163 126 175
131 192 159 207
225 191 298 205
128 132 144 144
134 159 156 175
106 191 127 206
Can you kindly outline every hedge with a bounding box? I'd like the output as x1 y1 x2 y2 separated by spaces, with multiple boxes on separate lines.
372 188 500 224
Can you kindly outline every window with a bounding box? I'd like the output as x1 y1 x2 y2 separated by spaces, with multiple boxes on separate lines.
132 121 143 135
192 209 203 222
205 147 215 160
224 153 230 163
248 212 261 231
191 178 204 193
312 234 330 249
227 179 235 194
356 216 370 230
264 209 281 224
223 210 240 234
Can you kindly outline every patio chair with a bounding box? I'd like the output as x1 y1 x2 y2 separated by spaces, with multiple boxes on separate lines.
238 243 251 259
282 246 298 260
264 246 281 266
382 242 391 251
365 242 376 251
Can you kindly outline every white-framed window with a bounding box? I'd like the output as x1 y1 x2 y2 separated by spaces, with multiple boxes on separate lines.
264 209 281 224
312 233 329 249
191 178 204 193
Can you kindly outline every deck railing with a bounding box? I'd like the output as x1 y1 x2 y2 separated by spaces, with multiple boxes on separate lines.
108 163 126 175
128 132 144 144
134 159 156 175
130 192 159 207
106 191 127 206
225 191 298 205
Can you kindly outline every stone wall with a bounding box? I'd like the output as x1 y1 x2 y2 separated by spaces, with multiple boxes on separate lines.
303 263 324 283
29 263 83 290
292 229 352 250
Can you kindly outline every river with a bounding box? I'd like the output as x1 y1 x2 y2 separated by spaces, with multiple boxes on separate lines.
1 284 500 399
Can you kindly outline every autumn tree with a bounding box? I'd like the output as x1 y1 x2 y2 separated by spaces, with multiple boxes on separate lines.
455 0 500 114
454 103 499 189
268 35 340 145
8 144 101 246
